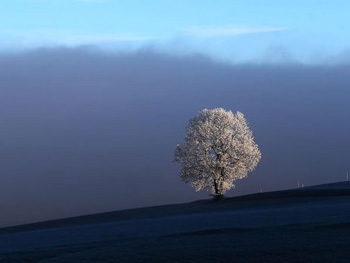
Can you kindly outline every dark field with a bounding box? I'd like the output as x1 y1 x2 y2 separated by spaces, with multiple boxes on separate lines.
1 182 350 262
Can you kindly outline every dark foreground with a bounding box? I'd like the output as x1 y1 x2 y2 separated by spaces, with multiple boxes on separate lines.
1 182 350 262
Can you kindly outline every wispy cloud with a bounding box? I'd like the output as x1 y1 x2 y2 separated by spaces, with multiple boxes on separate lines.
77 0 111 2
182 25 287 38
60 34 160 44
3 30 160 48
2 25 286 51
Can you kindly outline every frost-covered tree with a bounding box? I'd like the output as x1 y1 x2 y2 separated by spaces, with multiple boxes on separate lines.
175 108 261 198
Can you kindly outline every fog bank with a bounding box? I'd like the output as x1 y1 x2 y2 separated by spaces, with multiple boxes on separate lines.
0 48 349 226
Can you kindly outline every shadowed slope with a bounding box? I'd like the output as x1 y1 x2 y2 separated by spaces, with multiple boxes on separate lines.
0 181 349 262
1 181 349 235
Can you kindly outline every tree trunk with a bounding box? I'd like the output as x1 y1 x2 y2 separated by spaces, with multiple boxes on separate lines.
213 179 220 195
213 178 224 201
211 153 225 200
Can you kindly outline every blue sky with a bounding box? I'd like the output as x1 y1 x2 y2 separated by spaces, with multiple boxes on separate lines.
1 0 350 63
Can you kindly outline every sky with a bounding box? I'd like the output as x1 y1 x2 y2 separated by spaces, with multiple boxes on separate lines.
0 1 350 227
1 0 350 63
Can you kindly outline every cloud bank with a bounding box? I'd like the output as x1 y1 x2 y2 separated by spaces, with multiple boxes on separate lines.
0 48 349 227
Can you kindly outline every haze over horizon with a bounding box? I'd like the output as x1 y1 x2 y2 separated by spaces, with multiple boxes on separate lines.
1 1 350 227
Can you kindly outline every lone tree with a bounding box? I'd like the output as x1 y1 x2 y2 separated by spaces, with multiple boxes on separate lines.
175 108 261 199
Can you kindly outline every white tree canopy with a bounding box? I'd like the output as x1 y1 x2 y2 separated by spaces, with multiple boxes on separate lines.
175 108 261 197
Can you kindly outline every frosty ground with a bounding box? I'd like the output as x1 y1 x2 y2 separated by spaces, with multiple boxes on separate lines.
0 182 350 262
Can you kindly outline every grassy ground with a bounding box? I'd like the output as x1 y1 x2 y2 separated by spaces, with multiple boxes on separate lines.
1 181 350 262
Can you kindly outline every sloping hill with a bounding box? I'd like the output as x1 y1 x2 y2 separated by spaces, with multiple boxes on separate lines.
1 181 350 235
0 181 349 262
